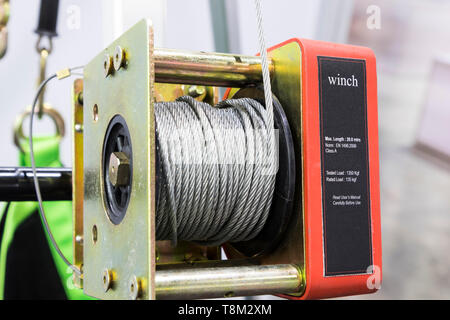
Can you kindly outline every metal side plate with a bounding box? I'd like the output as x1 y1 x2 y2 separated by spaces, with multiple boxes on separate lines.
83 19 156 300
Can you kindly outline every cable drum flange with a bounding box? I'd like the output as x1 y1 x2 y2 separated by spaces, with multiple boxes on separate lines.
229 87 296 257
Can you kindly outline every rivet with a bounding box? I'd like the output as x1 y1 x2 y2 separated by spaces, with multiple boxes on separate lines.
113 46 126 71
103 54 114 77
102 268 115 292
129 276 142 300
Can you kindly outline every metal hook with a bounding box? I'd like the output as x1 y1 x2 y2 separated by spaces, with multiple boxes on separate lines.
13 104 65 153
35 34 53 54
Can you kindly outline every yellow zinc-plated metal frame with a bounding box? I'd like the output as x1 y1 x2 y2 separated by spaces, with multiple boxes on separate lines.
72 78 84 288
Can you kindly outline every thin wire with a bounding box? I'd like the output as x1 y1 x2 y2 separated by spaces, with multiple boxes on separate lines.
29 68 83 276
254 0 274 128
253 0 277 187
70 66 85 72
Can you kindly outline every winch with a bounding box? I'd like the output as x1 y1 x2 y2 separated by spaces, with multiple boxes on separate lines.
70 19 382 300
0 16 381 300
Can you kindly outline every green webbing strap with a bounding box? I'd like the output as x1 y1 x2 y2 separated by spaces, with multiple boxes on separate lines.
0 136 92 300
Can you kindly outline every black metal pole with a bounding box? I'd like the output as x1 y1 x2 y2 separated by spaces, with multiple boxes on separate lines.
0 167 72 201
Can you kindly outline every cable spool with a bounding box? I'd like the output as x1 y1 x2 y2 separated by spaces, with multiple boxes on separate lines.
152 90 295 252
101 92 295 252
155 95 276 246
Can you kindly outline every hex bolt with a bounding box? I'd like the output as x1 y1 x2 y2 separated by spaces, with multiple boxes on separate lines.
103 54 114 77
113 45 126 71
129 276 142 300
188 85 206 98
102 268 114 292
109 152 130 187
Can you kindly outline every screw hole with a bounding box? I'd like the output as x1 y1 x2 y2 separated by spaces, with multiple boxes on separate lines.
93 104 99 122
92 225 98 244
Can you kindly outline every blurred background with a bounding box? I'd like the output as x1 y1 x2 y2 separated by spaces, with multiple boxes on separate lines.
0 0 449 299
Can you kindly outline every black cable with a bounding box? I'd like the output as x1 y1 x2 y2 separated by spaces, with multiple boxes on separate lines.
29 67 83 276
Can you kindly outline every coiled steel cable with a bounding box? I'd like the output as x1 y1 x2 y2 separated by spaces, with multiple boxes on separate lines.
155 96 277 246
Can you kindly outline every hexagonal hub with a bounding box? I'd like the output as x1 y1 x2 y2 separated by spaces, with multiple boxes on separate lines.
109 151 130 187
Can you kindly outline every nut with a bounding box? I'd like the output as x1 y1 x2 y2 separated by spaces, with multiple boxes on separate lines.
109 152 130 187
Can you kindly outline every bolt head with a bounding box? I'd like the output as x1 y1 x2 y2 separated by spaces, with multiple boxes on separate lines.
113 46 126 71
102 269 113 292
188 85 206 98
103 54 114 77
129 276 141 300
77 91 84 105
109 152 130 187
75 235 83 244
